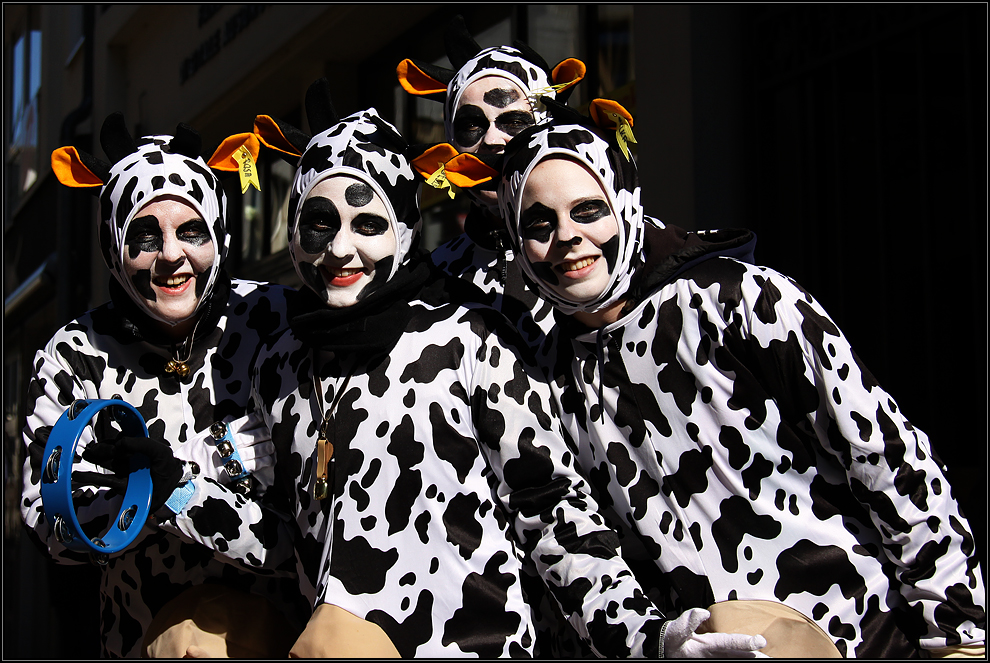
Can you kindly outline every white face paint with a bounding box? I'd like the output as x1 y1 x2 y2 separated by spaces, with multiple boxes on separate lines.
121 195 215 327
292 175 397 308
520 158 620 304
452 75 536 209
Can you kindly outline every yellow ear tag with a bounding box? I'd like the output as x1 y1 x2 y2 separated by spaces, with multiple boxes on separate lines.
527 78 580 113
425 162 458 199
233 145 261 193
608 112 638 161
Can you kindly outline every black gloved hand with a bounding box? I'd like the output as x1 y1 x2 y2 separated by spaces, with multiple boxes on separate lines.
79 435 184 513
71 408 133 494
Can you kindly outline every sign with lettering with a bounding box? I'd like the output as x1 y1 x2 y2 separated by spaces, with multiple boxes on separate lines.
180 5 268 84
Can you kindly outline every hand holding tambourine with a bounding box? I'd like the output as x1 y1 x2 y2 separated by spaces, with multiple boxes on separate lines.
40 399 183 557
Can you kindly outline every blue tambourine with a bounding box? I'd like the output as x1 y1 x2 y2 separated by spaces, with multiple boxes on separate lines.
40 399 153 555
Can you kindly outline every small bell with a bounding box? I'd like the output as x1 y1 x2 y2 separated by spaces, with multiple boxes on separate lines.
165 359 190 379
314 478 328 500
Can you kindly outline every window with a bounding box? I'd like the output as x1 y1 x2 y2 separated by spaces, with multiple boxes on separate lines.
528 5 586 108
8 11 42 210
239 156 293 263
596 5 635 104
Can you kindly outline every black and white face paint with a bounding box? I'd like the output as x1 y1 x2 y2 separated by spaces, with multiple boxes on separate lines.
121 196 215 323
443 45 556 144
293 175 397 308
443 46 555 211
518 158 620 305
286 108 422 307
100 135 226 326
451 76 536 154
499 123 645 316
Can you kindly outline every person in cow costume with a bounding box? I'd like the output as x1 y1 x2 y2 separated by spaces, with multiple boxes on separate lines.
441 98 988 658
20 113 309 657
158 77 769 658
397 15 586 353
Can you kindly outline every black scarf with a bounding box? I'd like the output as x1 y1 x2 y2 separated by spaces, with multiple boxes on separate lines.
286 254 439 358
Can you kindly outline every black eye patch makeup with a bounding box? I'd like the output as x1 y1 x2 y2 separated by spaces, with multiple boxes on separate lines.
453 105 488 148
453 105 536 148
344 182 374 208
125 216 163 259
493 110 535 138
298 197 341 254
520 202 556 243
570 200 611 224
483 87 520 109
352 213 390 237
176 219 212 247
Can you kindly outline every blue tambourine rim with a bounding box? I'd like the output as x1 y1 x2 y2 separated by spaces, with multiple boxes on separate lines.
39 399 153 554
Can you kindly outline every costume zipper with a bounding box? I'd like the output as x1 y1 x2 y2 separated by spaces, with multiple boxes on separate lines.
493 231 507 285
595 328 609 408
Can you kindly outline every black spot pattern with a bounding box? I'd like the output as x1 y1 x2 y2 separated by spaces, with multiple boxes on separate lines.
20 280 309 657
537 256 985 655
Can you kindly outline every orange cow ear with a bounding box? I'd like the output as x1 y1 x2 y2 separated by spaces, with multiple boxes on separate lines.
396 59 450 102
51 146 106 188
253 115 308 157
444 153 498 189
589 99 634 130
552 58 587 92
410 144 461 181
207 133 260 171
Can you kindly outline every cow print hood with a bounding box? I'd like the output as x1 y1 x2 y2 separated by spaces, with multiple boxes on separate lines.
444 46 557 144
497 122 646 315
100 134 228 326
287 108 422 290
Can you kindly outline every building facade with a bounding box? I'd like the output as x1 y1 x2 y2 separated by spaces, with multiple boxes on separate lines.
4 4 984 658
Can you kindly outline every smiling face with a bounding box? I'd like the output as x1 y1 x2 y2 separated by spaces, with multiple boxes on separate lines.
452 75 536 208
520 157 620 305
293 175 397 308
122 195 215 330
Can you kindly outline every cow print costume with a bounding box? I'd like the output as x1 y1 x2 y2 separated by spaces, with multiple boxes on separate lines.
402 33 595 652
162 92 680 656
20 116 308 657
494 119 988 657
398 17 587 353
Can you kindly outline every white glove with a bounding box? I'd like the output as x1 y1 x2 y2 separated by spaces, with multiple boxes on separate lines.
662 608 768 658
172 412 275 492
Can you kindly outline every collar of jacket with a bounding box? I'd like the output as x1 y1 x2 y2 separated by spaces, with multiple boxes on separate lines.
554 221 757 341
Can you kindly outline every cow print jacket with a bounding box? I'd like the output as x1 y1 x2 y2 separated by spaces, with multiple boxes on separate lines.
163 272 673 658
20 276 309 657
430 205 556 352
541 221 987 657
